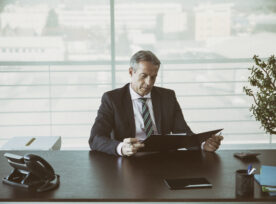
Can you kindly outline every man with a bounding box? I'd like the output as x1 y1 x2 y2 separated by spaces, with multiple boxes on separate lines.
89 50 223 156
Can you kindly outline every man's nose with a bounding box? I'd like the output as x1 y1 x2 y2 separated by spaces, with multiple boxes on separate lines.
145 77 151 86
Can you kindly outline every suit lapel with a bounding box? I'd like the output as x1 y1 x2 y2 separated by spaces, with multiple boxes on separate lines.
151 87 162 134
124 84 136 138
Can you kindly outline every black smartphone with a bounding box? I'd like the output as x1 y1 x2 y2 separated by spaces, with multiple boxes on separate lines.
234 152 260 159
164 177 212 190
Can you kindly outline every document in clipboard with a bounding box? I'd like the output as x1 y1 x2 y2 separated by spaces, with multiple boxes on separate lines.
139 128 223 152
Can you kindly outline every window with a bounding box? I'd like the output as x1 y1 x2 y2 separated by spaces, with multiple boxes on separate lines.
0 0 275 149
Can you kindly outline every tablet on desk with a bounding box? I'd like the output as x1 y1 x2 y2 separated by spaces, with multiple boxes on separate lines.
164 177 212 190
139 128 223 152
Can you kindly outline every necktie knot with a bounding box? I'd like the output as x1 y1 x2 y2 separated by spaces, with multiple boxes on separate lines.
139 98 147 104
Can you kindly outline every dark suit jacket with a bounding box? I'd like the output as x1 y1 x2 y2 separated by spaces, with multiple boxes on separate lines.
89 83 197 155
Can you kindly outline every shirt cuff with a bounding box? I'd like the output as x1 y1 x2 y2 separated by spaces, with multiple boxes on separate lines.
116 142 124 156
201 141 205 150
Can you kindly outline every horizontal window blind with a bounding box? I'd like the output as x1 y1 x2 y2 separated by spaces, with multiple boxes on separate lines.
0 59 271 149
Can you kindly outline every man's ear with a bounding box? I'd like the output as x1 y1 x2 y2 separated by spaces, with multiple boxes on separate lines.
129 67 134 76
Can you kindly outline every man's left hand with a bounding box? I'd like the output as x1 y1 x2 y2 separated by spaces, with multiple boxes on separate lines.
203 134 224 152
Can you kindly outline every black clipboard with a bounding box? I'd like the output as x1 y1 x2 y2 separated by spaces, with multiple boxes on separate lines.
139 128 223 152
164 177 212 189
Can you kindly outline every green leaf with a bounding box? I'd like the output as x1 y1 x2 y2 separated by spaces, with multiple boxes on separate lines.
245 55 276 135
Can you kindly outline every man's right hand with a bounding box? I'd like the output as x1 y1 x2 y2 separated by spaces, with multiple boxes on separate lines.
121 138 144 156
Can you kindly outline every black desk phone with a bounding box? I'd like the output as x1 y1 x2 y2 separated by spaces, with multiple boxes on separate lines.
2 153 60 192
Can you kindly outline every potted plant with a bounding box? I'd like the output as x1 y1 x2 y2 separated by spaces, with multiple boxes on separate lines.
243 55 276 135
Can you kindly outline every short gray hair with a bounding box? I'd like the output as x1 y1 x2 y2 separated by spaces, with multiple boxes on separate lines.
130 50 161 71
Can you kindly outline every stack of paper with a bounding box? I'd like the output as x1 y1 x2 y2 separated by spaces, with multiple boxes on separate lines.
254 165 276 196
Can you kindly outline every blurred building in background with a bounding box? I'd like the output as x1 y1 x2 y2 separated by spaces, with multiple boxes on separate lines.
0 0 275 149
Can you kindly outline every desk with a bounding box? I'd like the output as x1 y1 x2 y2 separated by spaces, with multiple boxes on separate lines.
0 150 276 202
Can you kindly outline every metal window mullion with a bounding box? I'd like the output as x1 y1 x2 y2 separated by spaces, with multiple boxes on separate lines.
110 0 116 89
48 65 53 136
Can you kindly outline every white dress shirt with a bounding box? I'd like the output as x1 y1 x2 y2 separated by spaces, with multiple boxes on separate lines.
116 85 158 155
116 85 205 155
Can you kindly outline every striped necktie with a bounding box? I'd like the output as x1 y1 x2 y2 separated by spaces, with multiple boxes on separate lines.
139 98 153 137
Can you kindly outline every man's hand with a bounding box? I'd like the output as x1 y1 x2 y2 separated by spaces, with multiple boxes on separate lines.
203 134 224 152
121 138 144 156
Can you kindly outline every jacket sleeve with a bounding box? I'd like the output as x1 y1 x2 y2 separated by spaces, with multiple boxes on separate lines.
171 90 193 134
171 91 200 150
89 93 120 155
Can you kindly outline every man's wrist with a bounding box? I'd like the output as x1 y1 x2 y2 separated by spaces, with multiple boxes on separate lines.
116 142 124 156
201 141 205 150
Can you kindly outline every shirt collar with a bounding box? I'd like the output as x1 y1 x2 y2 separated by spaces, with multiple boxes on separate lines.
129 83 151 100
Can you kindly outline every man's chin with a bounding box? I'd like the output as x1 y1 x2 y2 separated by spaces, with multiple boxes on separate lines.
139 89 150 96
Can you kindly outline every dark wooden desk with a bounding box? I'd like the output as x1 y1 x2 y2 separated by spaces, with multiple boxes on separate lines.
0 150 276 202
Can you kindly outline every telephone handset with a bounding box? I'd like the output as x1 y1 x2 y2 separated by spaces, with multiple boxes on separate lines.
2 153 60 192
24 154 55 180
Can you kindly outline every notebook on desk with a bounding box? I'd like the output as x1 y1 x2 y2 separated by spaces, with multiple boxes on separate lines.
139 128 223 152
254 165 276 196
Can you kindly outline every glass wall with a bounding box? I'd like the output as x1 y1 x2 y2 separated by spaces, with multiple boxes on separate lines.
0 0 275 149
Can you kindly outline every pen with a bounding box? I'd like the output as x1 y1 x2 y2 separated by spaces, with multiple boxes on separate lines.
248 168 256 175
247 164 252 175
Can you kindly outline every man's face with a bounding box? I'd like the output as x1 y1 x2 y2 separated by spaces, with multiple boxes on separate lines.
129 61 159 96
